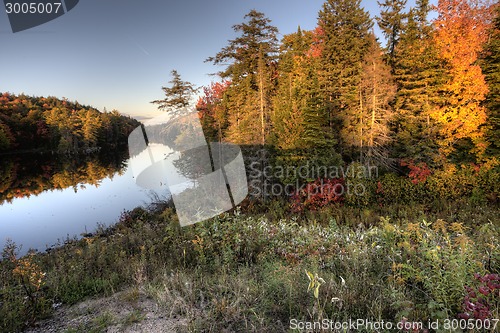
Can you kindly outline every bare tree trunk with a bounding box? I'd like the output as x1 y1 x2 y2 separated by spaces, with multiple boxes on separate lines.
258 46 266 146
359 89 364 163
260 71 265 146
370 59 377 156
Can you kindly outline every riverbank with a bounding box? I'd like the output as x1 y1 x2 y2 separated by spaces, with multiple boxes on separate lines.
0 143 134 157
1 197 499 332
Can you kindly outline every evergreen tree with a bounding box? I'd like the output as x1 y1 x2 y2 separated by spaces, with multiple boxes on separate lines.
271 27 341 182
317 0 373 160
481 2 500 157
391 2 444 164
272 27 311 150
0 120 12 150
273 28 342 155
206 10 278 145
151 70 198 115
376 0 408 68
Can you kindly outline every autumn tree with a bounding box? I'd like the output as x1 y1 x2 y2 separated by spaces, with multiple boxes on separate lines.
44 107 78 152
196 81 231 142
80 109 103 148
432 0 491 160
206 10 279 145
358 33 396 166
0 93 138 153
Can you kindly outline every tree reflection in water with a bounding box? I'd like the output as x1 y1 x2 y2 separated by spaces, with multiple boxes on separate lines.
0 150 128 205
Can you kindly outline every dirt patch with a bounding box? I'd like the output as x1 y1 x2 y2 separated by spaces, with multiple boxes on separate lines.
24 289 188 333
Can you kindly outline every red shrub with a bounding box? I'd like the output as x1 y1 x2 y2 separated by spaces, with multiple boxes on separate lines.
459 273 500 321
290 178 344 212
400 160 432 184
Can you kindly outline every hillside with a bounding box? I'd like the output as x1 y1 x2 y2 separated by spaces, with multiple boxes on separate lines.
0 93 139 154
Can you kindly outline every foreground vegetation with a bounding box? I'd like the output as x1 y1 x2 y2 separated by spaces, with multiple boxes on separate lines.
1 170 498 332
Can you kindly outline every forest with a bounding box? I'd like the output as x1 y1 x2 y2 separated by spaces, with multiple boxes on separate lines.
0 93 139 154
193 0 499 170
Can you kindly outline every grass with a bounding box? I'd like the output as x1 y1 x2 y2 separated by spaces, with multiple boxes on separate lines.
122 309 145 326
1 197 499 332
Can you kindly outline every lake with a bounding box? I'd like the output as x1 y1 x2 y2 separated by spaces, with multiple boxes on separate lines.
0 147 189 255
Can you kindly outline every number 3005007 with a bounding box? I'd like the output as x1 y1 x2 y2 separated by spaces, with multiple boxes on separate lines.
5 2 62 14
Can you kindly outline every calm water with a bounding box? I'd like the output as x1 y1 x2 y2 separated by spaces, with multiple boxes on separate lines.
0 148 188 254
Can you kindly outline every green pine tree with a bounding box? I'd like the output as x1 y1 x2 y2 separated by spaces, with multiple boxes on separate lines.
151 70 198 115
271 27 341 183
0 120 12 150
317 0 373 160
272 27 311 150
391 3 445 165
481 3 500 157
206 10 278 145
376 0 408 69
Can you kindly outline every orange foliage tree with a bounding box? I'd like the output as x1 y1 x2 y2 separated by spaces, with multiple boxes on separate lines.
432 0 493 158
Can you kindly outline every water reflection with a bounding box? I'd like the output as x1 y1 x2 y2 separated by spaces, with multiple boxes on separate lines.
0 152 128 205
0 150 167 254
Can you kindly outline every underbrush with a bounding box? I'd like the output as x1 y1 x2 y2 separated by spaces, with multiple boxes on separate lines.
1 201 499 332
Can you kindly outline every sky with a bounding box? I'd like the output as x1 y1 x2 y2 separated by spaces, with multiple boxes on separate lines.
0 0 433 120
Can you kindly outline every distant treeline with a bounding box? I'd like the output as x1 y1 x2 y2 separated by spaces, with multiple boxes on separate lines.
0 92 140 154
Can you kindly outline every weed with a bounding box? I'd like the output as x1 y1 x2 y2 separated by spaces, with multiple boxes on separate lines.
122 309 145 327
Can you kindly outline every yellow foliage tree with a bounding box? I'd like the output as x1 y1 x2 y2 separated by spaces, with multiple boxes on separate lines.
432 0 492 158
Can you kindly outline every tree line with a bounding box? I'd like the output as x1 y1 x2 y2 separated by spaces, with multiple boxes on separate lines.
0 93 139 154
174 0 500 170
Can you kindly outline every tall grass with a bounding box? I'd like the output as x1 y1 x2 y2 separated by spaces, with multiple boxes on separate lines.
1 199 498 332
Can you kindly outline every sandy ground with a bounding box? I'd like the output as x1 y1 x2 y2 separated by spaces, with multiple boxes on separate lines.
23 289 188 333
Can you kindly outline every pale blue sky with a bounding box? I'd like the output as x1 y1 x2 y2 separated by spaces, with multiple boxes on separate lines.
0 0 434 120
